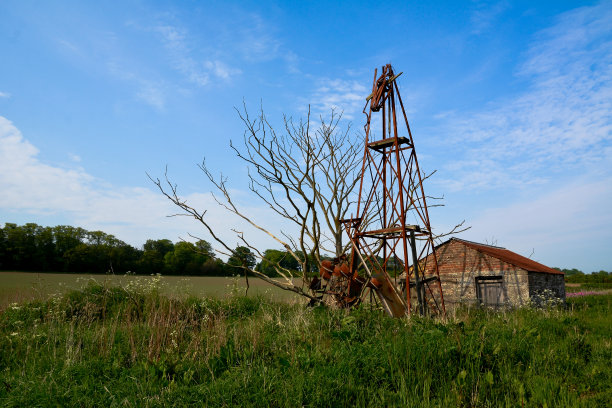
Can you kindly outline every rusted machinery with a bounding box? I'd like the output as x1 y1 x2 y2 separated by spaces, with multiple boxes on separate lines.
311 64 446 317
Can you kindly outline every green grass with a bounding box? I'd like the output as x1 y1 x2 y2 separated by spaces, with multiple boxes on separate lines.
0 271 302 308
0 278 610 407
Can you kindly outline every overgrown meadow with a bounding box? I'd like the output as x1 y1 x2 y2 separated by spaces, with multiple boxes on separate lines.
1 276 610 407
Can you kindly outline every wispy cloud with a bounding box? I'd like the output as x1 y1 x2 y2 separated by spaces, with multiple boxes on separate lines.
235 13 303 75
235 13 281 62
204 60 241 80
68 153 82 163
435 2 612 192
463 176 612 270
519 4 612 78
106 61 167 111
135 81 166 110
430 3 612 270
54 18 242 111
470 1 509 35
307 78 369 120
284 51 300 74
0 91 10 99
154 24 241 86
55 30 170 111
154 24 210 86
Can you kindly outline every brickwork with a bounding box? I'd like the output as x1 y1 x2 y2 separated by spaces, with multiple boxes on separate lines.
407 239 566 310
420 240 530 308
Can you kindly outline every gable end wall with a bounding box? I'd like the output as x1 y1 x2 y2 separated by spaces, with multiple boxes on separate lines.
422 240 530 307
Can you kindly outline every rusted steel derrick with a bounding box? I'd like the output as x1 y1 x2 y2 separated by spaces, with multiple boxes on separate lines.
316 64 446 317
309 255 379 309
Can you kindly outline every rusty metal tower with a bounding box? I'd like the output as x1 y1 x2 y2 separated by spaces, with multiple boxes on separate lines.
341 64 445 317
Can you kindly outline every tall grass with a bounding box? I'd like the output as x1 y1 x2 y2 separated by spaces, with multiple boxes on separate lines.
0 277 610 407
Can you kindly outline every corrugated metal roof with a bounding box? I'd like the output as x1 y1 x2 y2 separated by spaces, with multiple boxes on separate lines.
448 238 563 275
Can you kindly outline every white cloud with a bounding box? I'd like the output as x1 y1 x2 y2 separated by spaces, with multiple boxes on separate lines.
462 177 612 271
426 3 612 271
519 4 612 78
307 78 369 120
55 19 240 111
436 2 612 192
204 60 242 80
0 91 10 99
0 116 281 252
0 117 94 213
154 24 240 85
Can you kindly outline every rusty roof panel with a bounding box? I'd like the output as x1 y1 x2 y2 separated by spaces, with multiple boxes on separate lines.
449 238 563 275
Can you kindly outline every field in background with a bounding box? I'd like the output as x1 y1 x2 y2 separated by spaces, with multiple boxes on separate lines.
565 282 612 292
2 272 611 309
0 271 303 308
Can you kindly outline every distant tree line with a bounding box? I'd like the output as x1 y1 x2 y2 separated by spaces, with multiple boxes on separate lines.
0 222 298 277
554 267 612 284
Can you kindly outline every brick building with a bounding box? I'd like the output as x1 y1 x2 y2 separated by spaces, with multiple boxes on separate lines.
417 238 565 308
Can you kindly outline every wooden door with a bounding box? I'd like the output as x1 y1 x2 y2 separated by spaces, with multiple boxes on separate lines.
476 277 503 306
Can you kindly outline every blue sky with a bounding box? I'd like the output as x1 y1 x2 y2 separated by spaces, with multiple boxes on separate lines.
1 1 610 272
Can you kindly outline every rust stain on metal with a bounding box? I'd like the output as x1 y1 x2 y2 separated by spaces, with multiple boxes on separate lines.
312 64 446 317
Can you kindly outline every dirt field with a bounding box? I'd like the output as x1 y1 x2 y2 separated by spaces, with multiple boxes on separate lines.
0 271 304 308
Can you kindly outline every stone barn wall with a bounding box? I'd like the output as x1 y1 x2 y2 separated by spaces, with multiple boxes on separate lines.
420 240 530 308
528 272 566 303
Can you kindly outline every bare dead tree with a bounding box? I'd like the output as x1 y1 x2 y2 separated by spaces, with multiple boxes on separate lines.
149 168 323 302
230 105 363 265
149 106 363 300
151 104 467 303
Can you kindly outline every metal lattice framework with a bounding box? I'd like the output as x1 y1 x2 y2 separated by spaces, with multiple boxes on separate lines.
338 64 445 317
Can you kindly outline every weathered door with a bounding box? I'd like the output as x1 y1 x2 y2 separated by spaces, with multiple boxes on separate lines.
476 276 503 306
